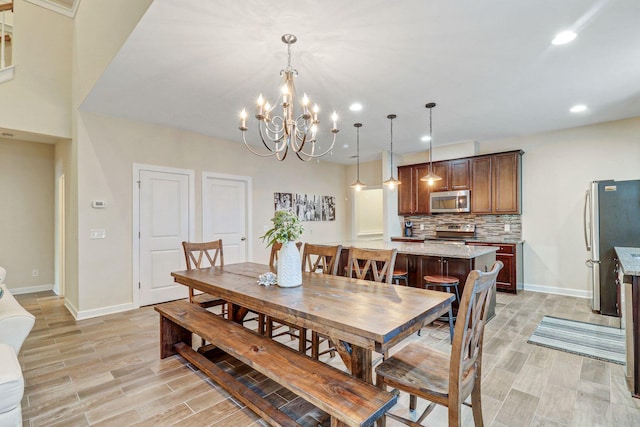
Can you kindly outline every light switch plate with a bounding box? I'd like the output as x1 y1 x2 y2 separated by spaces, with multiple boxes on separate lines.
90 229 106 239
504 224 511 232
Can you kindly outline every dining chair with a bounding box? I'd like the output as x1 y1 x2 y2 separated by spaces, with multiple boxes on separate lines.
182 240 227 313
374 261 503 427
346 247 398 284
265 242 308 353
301 243 343 359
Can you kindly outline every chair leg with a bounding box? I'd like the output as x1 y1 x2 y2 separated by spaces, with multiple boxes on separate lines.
471 379 484 426
448 307 454 344
448 404 462 427
409 394 417 412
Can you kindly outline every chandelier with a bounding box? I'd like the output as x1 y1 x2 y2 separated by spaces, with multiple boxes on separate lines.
239 34 339 161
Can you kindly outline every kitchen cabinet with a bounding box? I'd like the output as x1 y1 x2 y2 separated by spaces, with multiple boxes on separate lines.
467 241 523 293
398 159 471 215
470 157 492 213
428 159 470 192
397 163 431 215
428 162 449 192
471 150 522 214
449 159 471 190
399 151 517 216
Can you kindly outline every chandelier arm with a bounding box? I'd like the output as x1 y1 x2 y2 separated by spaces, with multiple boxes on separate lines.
295 132 337 159
258 121 288 153
241 132 278 157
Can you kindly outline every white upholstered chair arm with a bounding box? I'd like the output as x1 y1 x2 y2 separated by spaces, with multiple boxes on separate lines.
0 284 35 354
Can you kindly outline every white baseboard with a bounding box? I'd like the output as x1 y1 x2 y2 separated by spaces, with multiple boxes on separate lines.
524 282 591 299
8 283 55 295
72 302 137 321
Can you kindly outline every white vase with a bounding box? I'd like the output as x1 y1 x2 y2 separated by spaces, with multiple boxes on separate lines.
277 241 302 287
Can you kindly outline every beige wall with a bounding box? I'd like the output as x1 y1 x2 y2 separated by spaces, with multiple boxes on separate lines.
72 111 348 314
477 117 640 297
0 1 72 138
0 137 54 290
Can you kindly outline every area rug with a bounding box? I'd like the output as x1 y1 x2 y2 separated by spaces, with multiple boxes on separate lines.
527 315 625 365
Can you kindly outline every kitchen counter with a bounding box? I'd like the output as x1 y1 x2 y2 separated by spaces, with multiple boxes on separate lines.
391 236 525 244
336 240 497 259
616 247 640 399
616 247 640 276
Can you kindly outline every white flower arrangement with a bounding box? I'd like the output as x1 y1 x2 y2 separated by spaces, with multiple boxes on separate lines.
261 210 304 246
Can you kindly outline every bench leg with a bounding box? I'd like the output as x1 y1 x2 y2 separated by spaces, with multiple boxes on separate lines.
159 315 192 359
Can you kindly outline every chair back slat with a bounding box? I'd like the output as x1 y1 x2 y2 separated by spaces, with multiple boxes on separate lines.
451 261 503 387
302 244 342 275
346 247 398 284
182 240 224 270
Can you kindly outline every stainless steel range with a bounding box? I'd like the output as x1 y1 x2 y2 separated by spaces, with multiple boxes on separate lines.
425 224 476 244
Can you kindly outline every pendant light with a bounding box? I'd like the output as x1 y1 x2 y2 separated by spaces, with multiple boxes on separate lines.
382 114 401 189
350 123 366 191
420 102 442 184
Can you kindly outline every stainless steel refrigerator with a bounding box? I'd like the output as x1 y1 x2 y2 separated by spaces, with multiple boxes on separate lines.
584 179 640 316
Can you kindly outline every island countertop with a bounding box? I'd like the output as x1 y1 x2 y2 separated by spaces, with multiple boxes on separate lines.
329 240 497 259
615 247 640 276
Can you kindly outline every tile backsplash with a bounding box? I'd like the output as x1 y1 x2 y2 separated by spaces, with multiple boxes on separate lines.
402 214 521 240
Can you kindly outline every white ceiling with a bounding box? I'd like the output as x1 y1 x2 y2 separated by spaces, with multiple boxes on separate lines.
81 0 640 164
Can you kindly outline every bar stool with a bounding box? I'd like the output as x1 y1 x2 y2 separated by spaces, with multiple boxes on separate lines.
423 274 460 342
391 268 408 286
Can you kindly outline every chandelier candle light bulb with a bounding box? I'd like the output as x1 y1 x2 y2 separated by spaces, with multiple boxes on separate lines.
239 34 339 161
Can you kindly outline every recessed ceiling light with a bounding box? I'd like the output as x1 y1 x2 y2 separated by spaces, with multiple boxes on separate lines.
570 104 587 113
552 30 577 45
421 135 431 142
349 103 363 112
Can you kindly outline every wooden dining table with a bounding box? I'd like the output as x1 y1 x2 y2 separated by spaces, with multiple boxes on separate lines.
171 262 454 384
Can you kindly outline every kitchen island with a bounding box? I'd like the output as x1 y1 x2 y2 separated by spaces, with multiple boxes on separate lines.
332 240 498 319
615 247 640 398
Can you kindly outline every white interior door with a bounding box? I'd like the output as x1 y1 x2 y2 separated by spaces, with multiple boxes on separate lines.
138 168 192 306
203 172 251 265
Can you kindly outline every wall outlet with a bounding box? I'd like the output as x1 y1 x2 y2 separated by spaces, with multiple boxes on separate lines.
32 269 39 277
420 223 425 230
504 224 511 232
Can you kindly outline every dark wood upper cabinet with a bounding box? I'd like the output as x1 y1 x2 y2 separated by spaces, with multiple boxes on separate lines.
398 150 522 216
493 152 521 214
397 165 415 215
398 163 432 215
449 159 470 190
471 157 492 214
414 164 431 214
429 162 449 192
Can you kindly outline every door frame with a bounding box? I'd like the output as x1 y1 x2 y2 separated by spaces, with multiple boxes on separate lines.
202 171 253 263
132 163 195 309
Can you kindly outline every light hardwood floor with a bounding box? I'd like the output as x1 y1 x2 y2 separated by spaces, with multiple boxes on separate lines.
15 290 640 426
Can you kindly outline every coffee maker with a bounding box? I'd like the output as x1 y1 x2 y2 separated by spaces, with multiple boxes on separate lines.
404 221 414 237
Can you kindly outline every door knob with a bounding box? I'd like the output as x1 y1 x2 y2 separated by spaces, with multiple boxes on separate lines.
241 237 246 241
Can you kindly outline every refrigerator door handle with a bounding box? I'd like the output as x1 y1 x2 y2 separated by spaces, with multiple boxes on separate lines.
583 189 592 251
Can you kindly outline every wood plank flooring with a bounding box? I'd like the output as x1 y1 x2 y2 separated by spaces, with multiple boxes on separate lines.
15 290 640 426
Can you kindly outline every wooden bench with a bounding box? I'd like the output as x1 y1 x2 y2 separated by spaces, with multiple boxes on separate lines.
155 300 397 427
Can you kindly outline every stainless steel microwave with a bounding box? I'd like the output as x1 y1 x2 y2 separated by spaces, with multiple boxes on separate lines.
430 190 471 213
